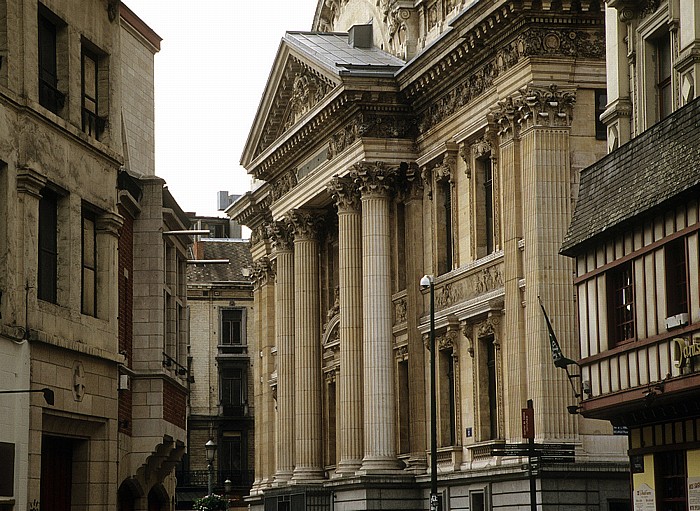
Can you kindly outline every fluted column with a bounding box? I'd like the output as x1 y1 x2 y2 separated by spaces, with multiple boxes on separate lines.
351 161 402 472
267 221 295 483
329 177 364 475
289 210 325 481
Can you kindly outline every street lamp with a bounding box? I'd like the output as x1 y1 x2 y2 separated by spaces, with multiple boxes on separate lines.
205 439 217 495
420 274 438 511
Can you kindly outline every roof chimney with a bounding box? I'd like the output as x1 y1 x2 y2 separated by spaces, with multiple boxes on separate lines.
348 24 372 49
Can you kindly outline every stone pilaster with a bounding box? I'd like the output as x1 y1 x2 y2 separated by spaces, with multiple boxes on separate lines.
267 220 295 483
351 161 402 472
289 210 325 482
495 84 578 440
251 256 275 492
328 176 363 475
398 165 428 471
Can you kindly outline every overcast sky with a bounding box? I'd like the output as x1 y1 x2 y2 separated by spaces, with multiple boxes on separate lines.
124 0 319 216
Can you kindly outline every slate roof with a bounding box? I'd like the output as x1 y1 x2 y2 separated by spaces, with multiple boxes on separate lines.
561 97 700 256
187 240 253 284
284 32 405 77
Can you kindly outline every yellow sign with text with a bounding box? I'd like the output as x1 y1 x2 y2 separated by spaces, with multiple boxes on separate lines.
673 334 700 368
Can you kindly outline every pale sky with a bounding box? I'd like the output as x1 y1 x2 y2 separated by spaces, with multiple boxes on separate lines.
124 1 319 216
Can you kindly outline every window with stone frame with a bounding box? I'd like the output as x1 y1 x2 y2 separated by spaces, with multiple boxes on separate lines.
654 31 673 121
81 207 97 316
473 153 495 259
595 89 607 140
665 236 688 318
436 179 454 275
38 5 66 114
475 324 500 441
607 260 635 346
38 187 59 304
438 344 456 447
81 40 108 139
396 356 410 454
324 373 337 467
220 365 247 415
220 308 244 345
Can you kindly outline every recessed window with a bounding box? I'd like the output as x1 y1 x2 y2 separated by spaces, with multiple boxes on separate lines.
665 237 688 317
81 208 97 316
475 155 495 258
595 89 607 140
220 366 246 413
38 7 65 114
38 188 58 303
221 309 243 345
607 261 635 345
81 42 107 139
655 33 673 120
437 179 453 275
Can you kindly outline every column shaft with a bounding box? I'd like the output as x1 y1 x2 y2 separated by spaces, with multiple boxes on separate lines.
292 229 324 481
360 191 401 471
336 206 363 474
274 248 294 482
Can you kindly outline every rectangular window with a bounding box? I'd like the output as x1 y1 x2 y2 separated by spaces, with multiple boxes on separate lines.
656 34 673 120
665 237 688 317
221 367 245 411
81 209 97 316
0 442 14 497
38 8 64 113
470 490 486 511
397 359 410 454
484 161 494 255
607 261 635 345
81 47 98 136
595 89 608 140
38 188 58 303
439 180 453 275
439 347 456 446
221 431 245 474
221 309 243 345
486 338 498 439
654 450 686 511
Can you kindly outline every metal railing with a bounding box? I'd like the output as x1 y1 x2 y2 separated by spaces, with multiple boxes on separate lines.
176 469 254 489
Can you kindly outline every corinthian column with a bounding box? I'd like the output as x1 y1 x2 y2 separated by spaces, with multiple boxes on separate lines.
328 176 364 475
267 221 295 483
351 161 402 472
289 210 325 481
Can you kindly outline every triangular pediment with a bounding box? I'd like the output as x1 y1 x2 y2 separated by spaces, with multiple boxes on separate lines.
241 31 404 170
242 41 341 167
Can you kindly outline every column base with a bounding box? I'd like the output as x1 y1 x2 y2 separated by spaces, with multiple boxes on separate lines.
358 456 404 474
404 454 428 474
272 470 294 485
291 466 325 483
334 459 362 477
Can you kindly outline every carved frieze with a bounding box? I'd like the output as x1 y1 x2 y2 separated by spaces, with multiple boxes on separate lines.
417 28 600 133
270 170 298 202
394 298 407 324
431 263 504 311
327 113 414 160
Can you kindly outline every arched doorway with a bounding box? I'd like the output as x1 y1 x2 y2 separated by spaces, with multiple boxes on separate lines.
148 485 169 511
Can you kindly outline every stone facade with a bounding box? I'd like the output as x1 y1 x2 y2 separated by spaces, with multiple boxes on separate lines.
230 0 631 509
0 3 188 511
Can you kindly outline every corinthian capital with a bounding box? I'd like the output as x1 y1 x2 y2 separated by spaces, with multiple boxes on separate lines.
350 161 397 198
266 220 294 251
288 210 324 240
328 176 360 213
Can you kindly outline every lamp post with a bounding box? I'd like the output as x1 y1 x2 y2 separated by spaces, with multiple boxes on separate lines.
224 479 233 510
205 439 217 496
420 274 438 511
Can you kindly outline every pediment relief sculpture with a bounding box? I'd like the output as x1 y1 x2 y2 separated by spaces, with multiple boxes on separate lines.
283 72 331 131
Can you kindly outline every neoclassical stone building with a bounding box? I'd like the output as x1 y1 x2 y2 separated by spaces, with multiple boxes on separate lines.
230 0 630 509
